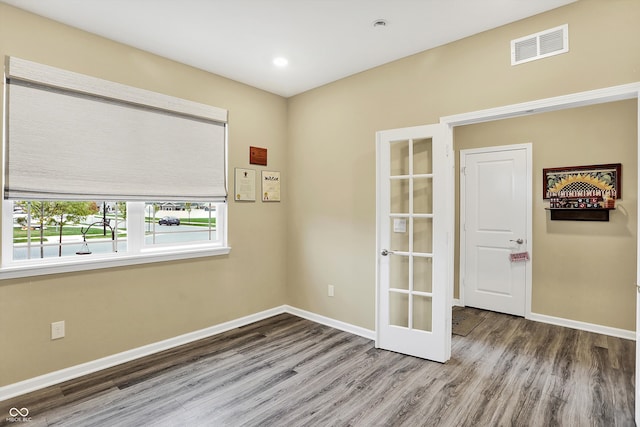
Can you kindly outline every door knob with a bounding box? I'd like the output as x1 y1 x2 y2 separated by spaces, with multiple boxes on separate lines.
381 249 394 256
510 238 524 244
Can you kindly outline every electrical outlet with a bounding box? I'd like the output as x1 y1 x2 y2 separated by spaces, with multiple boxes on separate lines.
51 321 65 340
328 285 335 297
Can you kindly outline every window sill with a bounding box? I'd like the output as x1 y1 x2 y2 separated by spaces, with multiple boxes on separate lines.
0 246 231 280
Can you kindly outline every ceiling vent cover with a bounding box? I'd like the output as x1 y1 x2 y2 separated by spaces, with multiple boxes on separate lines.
511 24 568 65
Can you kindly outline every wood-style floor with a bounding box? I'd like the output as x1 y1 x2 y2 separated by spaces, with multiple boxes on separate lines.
1 308 635 426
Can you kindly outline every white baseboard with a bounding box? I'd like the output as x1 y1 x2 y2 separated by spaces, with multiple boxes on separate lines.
528 312 635 341
0 305 375 402
453 299 633 340
1 305 631 402
283 305 376 341
0 306 288 402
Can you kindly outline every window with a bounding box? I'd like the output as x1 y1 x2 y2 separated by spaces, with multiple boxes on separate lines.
2 58 229 277
10 200 126 261
5 200 225 267
145 202 218 247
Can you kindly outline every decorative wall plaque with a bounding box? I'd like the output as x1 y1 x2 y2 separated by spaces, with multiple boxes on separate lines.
543 163 621 202
250 146 267 166
543 163 621 221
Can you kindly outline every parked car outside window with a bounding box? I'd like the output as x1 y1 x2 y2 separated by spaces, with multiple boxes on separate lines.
158 216 180 226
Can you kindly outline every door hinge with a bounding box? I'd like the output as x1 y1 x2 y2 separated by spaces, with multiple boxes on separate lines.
461 166 466 175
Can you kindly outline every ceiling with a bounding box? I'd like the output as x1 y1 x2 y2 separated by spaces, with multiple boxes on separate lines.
1 0 576 97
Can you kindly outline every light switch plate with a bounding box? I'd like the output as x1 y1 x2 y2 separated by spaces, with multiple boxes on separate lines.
393 218 407 233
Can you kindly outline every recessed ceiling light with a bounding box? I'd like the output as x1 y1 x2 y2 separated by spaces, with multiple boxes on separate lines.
373 19 387 28
273 57 288 67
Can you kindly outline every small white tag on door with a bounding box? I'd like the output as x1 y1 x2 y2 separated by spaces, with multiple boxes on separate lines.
393 218 407 233
509 252 530 262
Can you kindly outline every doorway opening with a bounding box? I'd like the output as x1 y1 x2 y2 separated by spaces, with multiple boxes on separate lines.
441 82 640 422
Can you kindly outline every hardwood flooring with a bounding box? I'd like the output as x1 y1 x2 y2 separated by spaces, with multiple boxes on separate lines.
1 308 635 426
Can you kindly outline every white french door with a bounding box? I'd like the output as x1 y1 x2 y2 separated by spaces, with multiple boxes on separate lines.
376 124 451 362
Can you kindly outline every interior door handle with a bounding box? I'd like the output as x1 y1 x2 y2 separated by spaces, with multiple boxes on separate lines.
381 249 394 256
510 238 524 244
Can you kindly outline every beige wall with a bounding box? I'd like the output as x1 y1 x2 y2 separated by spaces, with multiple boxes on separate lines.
0 5 289 386
287 0 640 330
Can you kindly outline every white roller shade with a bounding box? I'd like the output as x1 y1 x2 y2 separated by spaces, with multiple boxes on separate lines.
5 57 228 202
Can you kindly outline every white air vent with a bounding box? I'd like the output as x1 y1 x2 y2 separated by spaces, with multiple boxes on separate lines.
511 24 568 65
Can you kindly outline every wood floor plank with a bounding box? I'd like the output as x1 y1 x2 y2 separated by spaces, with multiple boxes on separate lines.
0 310 635 427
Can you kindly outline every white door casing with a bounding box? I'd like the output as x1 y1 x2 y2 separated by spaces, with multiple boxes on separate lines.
460 144 532 317
376 123 451 363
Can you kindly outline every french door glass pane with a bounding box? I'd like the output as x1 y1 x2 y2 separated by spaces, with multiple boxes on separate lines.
413 138 433 175
390 179 409 214
389 292 409 328
413 295 433 332
413 217 433 254
390 220 409 252
413 177 433 214
413 256 433 293
389 255 409 291
390 140 410 176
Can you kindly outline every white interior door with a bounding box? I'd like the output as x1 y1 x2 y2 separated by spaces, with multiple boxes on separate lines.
376 124 451 363
460 144 531 317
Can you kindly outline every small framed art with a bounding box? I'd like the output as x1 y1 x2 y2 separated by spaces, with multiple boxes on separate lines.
262 171 281 202
234 168 256 201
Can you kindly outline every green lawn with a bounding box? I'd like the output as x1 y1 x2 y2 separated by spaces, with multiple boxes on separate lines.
14 216 216 243
14 226 125 243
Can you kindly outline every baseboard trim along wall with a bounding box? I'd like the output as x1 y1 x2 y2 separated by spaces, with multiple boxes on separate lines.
0 306 289 402
453 299 634 340
0 305 630 401
283 305 376 341
527 312 635 341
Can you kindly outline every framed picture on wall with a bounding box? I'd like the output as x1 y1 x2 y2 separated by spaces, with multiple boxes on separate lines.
543 163 621 200
262 171 281 202
234 168 256 201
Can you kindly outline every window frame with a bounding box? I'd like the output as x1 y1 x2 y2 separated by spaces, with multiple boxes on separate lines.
0 200 230 280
